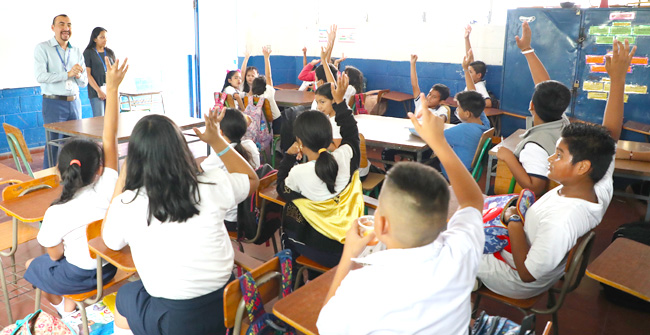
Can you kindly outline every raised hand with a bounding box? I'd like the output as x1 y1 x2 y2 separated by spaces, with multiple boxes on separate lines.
193 107 227 146
331 73 349 104
464 24 472 39
302 47 307 55
262 45 272 58
410 54 418 64
462 49 473 70
408 93 446 146
106 57 128 90
605 38 636 82
515 21 532 52
309 59 321 66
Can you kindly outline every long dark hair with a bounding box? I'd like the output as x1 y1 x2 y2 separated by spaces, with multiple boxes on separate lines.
52 138 103 205
221 108 256 167
222 70 239 92
124 115 201 224
85 27 115 60
294 111 338 193
344 66 364 94
242 66 258 93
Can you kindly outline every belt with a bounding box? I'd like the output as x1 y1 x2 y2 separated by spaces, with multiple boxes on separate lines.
43 94 76 102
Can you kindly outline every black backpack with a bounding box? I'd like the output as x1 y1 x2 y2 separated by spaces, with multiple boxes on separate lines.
280 105 308 153
602 221 650 311
236 164 282 243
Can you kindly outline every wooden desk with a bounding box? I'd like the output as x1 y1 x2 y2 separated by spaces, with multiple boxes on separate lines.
0 164 33 184
43 113 204 166
587 238 650 301
355 114 453 162
623 120 650 142
275 90 314 108
381 90 413 114
273 266 336 335
119 91 164 113
483 129 525 194
87 237 136 272
0 186 61 223
274 83 300 90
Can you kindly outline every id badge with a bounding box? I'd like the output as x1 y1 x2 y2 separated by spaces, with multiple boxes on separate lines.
65 79 74 91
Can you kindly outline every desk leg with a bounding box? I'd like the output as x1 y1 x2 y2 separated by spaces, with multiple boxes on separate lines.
646 201 650 222
403 101 411 114
45 129 53 169
485 156 494 194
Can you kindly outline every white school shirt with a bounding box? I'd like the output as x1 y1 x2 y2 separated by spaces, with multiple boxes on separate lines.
37 167 118 270
464 80 490 100
201 140 260 222
414 96 450 119
519 143 551 179
343 86 356 106
258 85 281 120
102 168 250 300
317 207 484 335
285 144 353 201
223 86 241 109
478 155 615 299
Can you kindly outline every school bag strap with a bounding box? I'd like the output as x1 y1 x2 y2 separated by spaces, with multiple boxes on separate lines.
0 309 76 335
482 189 535 255
354 93 368 115
237 250 295 335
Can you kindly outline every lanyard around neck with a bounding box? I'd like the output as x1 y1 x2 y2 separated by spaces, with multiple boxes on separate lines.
95 48 107 72
55 46 71 71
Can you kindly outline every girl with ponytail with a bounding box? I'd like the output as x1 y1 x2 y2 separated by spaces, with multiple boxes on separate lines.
277 73 362 267
201 108 260 230
24 58 129 318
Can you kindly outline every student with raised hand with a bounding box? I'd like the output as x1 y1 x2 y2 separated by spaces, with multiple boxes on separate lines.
495 21 571 196
103 100 259 333
317 92 484 335
462 24 492 108
249 45 283 134
411 54 451 120
477 39 635 299
23 57 128 319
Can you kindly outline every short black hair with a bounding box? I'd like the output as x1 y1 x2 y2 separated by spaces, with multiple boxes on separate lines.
455 91 485 117
251 76 267 96
315 64 338 82
314 82 333 100
532 80 571 122
431 84 450 101
52 14 68 25
561 123 616 183
469 61 487 80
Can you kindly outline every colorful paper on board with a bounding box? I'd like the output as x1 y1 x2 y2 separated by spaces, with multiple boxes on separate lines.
610 12 636 20
604 82 611 92
596 36 615 44
591 65 607 73
631 57 649 65
583 81 604 91
624 95 629 103
625 85 648 94
589 26 610 35
588 92 608 100
610 26 632 35
617 36 636 44
612 22 632 27
586 55 605 64
634 26 650 36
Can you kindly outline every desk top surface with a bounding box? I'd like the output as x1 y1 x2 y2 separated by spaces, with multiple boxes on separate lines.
88 237 136 272
275 90 314 107
355 114 453 151
381 90 413 102
43 113 204 141
0 164 33 184
273 266 336 335
587 238 650 301
0 186 62 222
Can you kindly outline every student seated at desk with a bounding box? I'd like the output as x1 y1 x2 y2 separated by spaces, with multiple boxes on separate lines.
317 96 485 335
463 24 492 109
102 83 260 333
495 22 571 196
23 57 127 319
477 39 634 299
277 74 362 268
410 54 451 121
249 46 283 134
222 70 245 111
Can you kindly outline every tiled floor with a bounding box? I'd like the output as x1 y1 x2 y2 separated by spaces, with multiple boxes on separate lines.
1 146 649 334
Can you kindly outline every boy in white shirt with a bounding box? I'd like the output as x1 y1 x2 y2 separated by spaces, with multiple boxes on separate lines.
317 94 485 335
478 38 635 299
463 24 493 108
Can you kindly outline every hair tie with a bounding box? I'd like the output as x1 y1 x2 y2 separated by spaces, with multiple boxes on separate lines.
69 159 81 167
318 148 328 155
227 69 241 74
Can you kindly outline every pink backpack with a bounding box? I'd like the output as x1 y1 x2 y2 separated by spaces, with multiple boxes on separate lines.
0 310 75 335
243 96 272 154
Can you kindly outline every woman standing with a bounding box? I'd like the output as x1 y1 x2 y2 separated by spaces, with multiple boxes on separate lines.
84 27 116 117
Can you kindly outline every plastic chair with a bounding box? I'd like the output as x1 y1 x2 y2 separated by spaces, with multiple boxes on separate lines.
473 231 596 335
35 219 136 335
0 175 59 323
223 256 283 335
470 128 495 182
3 123 35 178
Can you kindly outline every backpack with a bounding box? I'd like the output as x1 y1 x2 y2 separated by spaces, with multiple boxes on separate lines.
243 97 273 153
237 249 295 335
471 311 535 335
279 105 307 153
482 189 535 254
236 164 282 242
353 94 368 115
602 221 650 311
0 310 75 335
214 92 228 110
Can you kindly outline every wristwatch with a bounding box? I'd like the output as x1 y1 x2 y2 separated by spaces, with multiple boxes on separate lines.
508 214 522 223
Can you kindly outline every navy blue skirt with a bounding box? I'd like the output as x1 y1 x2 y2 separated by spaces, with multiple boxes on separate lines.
116 277 233 335
24 254 117 296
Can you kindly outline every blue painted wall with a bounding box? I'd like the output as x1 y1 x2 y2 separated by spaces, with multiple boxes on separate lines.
0 86 93 154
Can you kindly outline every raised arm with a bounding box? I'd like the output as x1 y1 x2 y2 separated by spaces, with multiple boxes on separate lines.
462 49 476 92
464 25 473 59
262 46 273 86
410 54 421 97
331 74 360 172
604 39 635 141
325 24 337 63
298 60 319 82
516 21 550 85
302 47 307 66
409 94 483 211
239 49 250 91
193 108 259 195
320 42 336 84
103 57 129 172
333 53 346 70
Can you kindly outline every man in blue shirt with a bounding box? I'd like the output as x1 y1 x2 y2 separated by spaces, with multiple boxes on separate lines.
34 14 88 168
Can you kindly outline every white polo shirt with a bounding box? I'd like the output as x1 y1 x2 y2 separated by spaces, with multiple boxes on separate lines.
317 206 484 335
